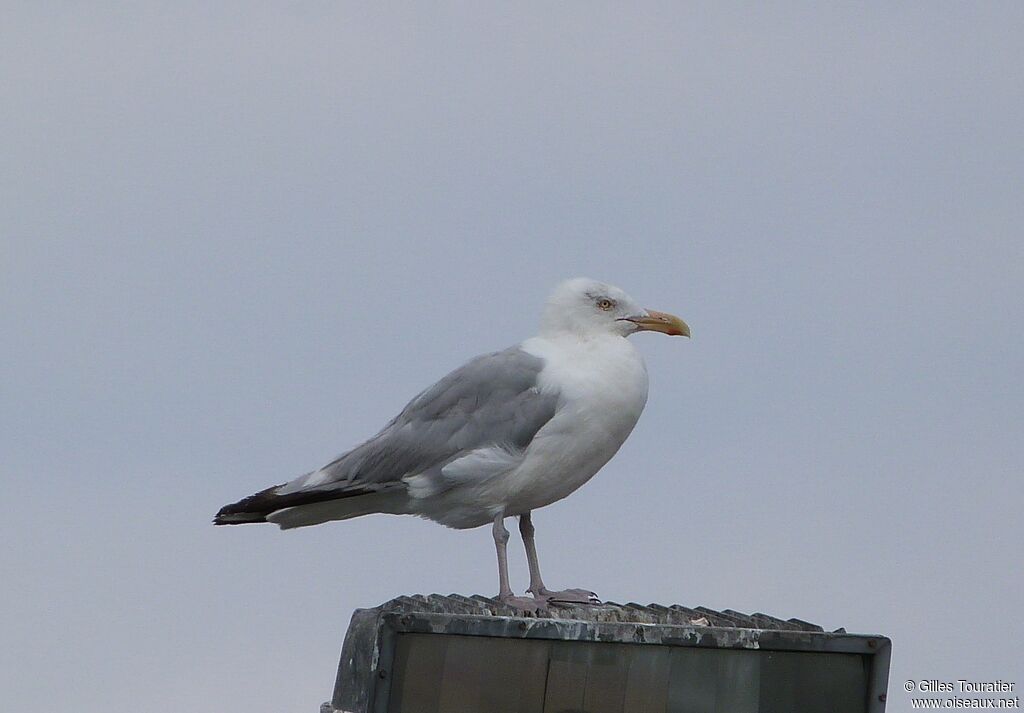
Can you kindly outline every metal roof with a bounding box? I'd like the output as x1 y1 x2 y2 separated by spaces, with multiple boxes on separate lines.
371 593 837 633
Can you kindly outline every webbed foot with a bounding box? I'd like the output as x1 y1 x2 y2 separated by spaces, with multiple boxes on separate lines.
531 587 600 605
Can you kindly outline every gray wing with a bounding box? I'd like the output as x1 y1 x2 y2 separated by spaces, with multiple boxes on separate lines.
279 346 558 497
213 346 558 525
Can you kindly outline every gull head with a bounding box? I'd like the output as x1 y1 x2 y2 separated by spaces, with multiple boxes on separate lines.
539 277 690 339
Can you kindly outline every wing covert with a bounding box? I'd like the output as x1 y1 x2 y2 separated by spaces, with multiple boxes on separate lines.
277 347 557 496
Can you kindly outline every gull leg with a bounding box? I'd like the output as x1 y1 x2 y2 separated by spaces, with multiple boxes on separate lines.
519 511 548 594
520 512 599 605
493 513 544 614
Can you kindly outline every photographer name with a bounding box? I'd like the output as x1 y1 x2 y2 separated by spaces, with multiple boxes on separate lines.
918 680 1016 693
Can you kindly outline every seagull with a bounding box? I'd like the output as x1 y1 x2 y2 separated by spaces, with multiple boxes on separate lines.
214 278 689 611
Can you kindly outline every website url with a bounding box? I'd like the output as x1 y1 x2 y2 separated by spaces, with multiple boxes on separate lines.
912 698 1021 709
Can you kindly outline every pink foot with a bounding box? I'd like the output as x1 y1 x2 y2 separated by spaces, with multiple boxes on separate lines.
533 587 600 605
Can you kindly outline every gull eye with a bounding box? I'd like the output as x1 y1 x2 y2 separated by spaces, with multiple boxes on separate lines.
597 298 615 311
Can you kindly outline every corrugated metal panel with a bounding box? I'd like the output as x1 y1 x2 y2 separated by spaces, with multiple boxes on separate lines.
373 594 827 632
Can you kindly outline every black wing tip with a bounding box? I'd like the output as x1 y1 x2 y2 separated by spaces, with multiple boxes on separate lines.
213 483 286 525
212 503 269 525
212 480 385 527
212 511 267 525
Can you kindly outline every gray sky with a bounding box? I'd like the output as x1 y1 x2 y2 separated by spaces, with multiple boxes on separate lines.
2 3 1022 711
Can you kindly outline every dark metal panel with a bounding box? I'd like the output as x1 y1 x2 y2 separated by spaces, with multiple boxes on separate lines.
542 641 590 713
580 642 630 713
717 648 761 712
387 632 446 713
515 639 551 713
666 647 720 713
476 637 543 713
759 650 867 713
620 645 671 713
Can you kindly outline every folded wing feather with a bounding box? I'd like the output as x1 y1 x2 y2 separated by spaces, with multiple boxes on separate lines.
213 346 558 527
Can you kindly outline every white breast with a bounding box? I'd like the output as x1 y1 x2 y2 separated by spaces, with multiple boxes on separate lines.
504 334 650 513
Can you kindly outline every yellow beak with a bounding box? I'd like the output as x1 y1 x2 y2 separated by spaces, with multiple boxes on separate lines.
631 309 690 337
